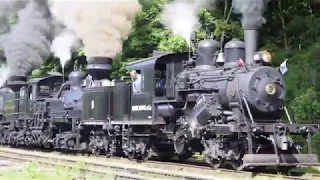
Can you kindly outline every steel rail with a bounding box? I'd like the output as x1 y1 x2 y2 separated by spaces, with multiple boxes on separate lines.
0 147 318 180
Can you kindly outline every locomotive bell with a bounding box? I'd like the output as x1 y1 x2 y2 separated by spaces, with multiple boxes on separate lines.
196 39 220 69
215 51 225 66
224 38 245 66
86 57 112 80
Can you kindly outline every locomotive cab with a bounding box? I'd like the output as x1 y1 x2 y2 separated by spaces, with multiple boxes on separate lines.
125 52 188 124
126 56 156 124
17 75 64 124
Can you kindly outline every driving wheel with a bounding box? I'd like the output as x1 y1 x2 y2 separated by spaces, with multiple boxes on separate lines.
205 156 225 169
231 144 245 171
138 148 152 162
104 144 112 158
126 150 135 160
92 147 101 156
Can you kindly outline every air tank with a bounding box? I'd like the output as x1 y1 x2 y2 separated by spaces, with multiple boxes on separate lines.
224 38 245 66
196 39 220 68
86 57 112 80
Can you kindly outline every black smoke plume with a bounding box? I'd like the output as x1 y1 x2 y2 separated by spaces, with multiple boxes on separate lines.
232 0 270 29
0 0 52 76
0 0 29 33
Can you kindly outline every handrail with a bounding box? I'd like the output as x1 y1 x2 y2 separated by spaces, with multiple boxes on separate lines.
283 106 293 124
241 96 255 124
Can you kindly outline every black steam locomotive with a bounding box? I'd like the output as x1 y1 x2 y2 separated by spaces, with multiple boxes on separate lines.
0 27 318 172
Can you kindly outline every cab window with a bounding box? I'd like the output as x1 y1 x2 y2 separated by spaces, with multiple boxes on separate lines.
155 69 166 97
38 85 50 96
131 70 142 94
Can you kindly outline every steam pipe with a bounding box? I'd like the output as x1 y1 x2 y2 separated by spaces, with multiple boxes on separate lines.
56 82 70 99
244 29 258 65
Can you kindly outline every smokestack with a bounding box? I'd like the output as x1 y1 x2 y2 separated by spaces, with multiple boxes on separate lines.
6 75 27 91
232 0 270 65
244 28 258 65
86 57 112 80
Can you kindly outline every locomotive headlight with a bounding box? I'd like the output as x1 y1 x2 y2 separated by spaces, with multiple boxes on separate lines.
254 50 272 64
265 83 276 95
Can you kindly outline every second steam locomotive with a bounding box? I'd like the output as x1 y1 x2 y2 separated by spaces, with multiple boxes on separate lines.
0 26 318 171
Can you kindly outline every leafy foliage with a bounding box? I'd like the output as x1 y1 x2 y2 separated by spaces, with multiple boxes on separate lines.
292 88 320 123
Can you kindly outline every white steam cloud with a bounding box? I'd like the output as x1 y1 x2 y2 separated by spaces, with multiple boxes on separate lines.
0 64 9 87
48 0 141 59
160 0 217 44
51 28 81 68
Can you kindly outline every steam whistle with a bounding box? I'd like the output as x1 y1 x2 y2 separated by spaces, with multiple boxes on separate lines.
189 31 197 56
190 31 196 44
184 31 196 69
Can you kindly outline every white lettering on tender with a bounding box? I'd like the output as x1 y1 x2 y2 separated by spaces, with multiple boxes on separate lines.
132 105 152 111
91 100 95 109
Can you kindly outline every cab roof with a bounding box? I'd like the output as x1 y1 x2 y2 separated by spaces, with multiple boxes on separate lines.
28 74 63 84
125 51 188 70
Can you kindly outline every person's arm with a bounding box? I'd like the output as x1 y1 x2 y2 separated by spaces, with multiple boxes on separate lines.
136 78 142 93
132 81 137 94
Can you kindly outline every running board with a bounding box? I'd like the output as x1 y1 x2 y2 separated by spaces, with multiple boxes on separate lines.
243 154 319 166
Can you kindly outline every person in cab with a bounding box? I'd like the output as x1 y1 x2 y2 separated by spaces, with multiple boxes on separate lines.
130 70 142 94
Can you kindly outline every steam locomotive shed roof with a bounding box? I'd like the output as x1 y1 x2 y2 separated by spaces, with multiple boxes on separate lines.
126 52 188 70
28 74 63 84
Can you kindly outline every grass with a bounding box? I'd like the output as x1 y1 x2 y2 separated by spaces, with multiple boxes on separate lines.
292 166 320 173
0 161 104 180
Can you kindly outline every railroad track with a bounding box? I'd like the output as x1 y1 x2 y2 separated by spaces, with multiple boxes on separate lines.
0 147 318 180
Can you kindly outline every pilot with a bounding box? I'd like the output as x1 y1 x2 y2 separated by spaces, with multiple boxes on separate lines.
130 70 141 94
